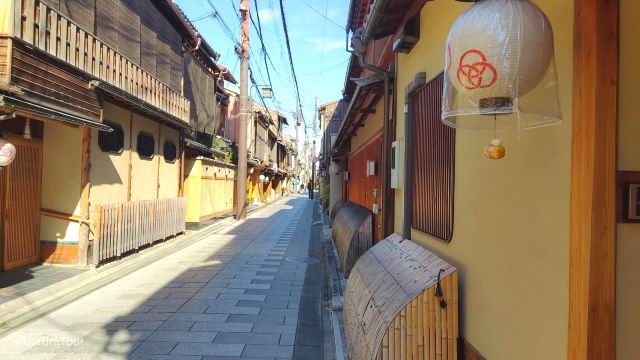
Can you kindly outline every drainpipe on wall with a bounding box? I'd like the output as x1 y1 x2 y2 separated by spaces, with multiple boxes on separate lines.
355 52 393 238
402 72 427 240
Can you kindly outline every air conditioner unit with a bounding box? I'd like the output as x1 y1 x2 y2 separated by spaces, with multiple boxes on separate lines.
392 15 420 53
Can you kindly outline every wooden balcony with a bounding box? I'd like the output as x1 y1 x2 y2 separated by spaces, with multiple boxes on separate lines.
3 0 190 124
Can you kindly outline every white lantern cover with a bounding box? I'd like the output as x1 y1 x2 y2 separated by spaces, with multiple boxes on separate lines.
0 139 16 166
442 0 562 130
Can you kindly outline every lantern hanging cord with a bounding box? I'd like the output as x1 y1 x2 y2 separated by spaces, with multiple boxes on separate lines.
493 114 497 139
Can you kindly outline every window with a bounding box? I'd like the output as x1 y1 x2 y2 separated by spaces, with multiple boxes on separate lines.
412 73 455 241
163 140 177 163
98 121 124 154
137 132 155 159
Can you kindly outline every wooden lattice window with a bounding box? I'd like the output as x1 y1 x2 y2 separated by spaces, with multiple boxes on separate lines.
137 132 155 160
163 140 177 163
412 73 455 241
98 121 124 154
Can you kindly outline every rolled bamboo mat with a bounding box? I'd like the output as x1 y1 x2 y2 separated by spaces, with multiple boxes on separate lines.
343 233 458 360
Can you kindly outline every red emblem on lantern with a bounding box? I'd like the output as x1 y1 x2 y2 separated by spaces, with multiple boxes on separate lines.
457 49 498 90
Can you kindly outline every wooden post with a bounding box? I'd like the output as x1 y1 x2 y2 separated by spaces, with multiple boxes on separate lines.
568 1 618 359
127 112 133 201
78 127 91 266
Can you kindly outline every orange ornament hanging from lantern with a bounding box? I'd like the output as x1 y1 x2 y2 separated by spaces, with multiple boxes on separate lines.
442 0 562 160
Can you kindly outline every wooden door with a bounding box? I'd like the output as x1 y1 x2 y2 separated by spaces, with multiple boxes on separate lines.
2 137 42 271
347 133 383 241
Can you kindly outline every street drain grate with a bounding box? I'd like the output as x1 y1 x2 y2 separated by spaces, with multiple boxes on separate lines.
285 256 319 264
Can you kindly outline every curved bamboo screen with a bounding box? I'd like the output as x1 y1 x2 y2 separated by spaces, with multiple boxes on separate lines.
343 234 458 360
330 200 344 223
332 202 373 277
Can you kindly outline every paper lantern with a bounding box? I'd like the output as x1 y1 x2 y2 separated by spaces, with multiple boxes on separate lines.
442 0 561 131
0 139 16 166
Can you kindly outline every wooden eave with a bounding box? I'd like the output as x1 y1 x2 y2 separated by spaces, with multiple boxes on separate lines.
343 54 363 98
332 77 384 157
90 80 189 130
370 0 430 40
347 0 374 32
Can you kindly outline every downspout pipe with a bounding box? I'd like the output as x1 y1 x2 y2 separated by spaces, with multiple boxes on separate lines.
355 52 392 238
184 38 202 54
402 72 427 240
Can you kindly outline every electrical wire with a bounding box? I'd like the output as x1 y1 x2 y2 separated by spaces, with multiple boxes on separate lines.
278 0 306 133
251 0 274 90
299 0 344 30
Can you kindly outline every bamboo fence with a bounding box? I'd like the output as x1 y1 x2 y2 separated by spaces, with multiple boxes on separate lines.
343 233 458 360
91 197 186 264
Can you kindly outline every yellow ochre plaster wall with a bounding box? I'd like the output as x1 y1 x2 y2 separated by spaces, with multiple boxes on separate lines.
40 123 82 243
130 113 160 201
393 1 573 358
90 102 181 206
350 99 383 153
617 1 640 358
90 102 131 205
158 125 180 199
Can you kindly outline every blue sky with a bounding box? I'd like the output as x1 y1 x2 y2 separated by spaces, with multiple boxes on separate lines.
175 0 351 143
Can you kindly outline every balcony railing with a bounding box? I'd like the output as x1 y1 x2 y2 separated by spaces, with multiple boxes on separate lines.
10 0 189 123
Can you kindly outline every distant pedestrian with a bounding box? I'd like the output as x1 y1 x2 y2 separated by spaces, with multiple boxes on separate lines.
307 180 313 199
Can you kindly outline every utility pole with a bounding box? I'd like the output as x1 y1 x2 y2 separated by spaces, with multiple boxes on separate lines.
236 0 250 220
313 96 318 137
310 140 316 200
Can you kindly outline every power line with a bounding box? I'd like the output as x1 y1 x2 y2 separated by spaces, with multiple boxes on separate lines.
278 0 306 133
300 0 344 30
251 0 273 90
317 0 328 90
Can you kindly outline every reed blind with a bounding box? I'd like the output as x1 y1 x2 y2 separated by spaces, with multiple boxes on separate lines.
411 73 455 241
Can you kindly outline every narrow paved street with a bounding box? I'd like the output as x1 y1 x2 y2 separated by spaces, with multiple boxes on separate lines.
0 195 330 360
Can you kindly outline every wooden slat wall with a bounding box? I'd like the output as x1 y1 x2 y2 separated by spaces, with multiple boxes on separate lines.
3 139 42 271
118 0 141 65
347 132 383 241
11 42 101 119
91 197 186 264
411 73 455 241
58 0 94 34
139 0 158 78
13 0 190 123
343 234 458 360
183 53 217 134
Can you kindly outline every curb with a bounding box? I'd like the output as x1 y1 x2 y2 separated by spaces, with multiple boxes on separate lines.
0 195 294 338
321 205 347 360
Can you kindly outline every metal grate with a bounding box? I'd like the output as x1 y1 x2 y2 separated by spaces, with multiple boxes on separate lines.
98 121 124 153
136 132 155 159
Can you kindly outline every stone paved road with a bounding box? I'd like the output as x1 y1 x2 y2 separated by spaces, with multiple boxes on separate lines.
0 195 328 360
